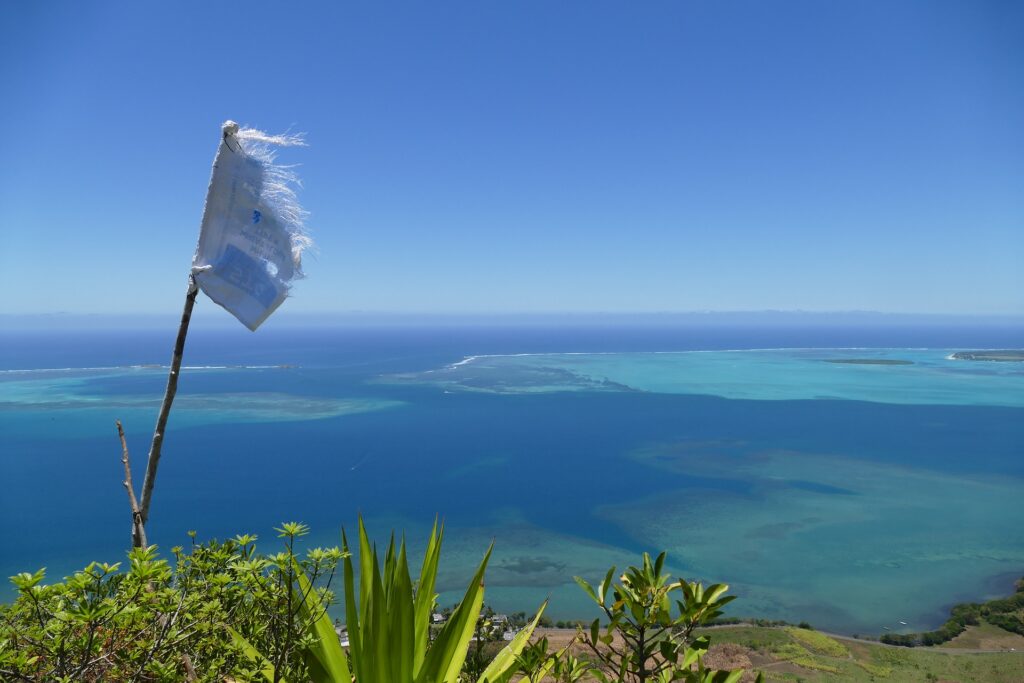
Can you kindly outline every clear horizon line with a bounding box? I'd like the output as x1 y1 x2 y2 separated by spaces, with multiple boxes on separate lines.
3 309 1024 318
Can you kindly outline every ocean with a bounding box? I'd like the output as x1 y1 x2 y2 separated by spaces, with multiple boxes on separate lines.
1 320 1022 635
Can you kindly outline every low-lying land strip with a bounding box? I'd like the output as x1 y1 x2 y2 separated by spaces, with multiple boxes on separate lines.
537 622 1024 682
823 358 914 365
950 350 1024 361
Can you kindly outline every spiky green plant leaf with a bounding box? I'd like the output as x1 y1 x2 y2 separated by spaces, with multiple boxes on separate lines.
227 626 281 683
413 518 442 674
417 542 492 683
292 558 350 683
476 601 547 683
342 528 365 683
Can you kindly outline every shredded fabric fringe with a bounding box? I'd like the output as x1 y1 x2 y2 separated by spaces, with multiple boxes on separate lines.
231 123 312 278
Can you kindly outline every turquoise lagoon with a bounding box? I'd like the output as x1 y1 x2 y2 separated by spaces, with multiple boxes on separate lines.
407 348 1024 406
1 328 1022 635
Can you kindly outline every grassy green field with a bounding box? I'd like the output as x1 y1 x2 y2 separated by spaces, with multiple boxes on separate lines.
942 621 1024 651
697 624 1024 682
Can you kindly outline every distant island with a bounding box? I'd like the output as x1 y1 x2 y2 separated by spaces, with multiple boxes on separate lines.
951 350 1024 362
824 359 913 365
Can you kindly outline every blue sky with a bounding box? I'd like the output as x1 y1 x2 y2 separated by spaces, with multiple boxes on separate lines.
1 1 1021 317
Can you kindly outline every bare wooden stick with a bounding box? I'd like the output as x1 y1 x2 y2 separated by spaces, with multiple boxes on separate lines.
139 274 199 527
117 420 148 548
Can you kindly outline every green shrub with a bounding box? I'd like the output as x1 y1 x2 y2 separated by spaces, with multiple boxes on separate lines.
574 551 752 682
0 526 342 682
878 576 1024 646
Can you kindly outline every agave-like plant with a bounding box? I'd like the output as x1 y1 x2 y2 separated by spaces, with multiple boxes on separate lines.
232 517 545 683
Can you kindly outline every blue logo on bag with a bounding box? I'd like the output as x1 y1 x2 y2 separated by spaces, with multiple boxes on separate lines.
252 209 262 224
217 245 278 307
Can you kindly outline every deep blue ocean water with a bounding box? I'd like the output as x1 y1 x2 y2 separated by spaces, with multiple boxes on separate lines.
1 322 1022 634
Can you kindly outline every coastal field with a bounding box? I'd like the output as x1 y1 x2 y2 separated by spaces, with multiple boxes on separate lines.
537 624 1024 682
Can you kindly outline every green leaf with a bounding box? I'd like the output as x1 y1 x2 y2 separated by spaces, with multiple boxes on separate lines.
653 551 666 578
476 601 547 683
370 546 392 683
413 517 442 675
418 542 492 683
292 558 350 683
703 583 730 605
598 565 615 604
521 655 556 683
342 528 365 683
358 517 374 628
389 539 415 683
704 670 743 683
227 626 281 683
680 645 700 669
573 576 598 604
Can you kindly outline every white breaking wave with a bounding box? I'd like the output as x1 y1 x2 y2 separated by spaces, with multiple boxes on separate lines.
444 347 960 369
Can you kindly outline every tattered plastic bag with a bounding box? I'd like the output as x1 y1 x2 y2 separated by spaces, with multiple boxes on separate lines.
191 121 310 330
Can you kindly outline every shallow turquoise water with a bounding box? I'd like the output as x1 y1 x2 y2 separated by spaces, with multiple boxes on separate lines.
2 331 1022 635
391 347 1024 629
401 348 1024 406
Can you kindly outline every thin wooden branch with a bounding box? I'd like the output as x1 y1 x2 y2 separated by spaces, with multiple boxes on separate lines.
117 420 147 548
180 654 198 682
139 274 199 526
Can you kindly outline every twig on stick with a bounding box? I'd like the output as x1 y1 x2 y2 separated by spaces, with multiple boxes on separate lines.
117 420 147 548
181 654 198 682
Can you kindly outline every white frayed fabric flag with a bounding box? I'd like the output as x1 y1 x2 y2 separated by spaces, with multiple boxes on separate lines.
191 121 310 330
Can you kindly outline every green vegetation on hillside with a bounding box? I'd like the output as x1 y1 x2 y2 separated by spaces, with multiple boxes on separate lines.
697 625 1024 682
880 576 1024 647
0 526 340 682
0 522 749 682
